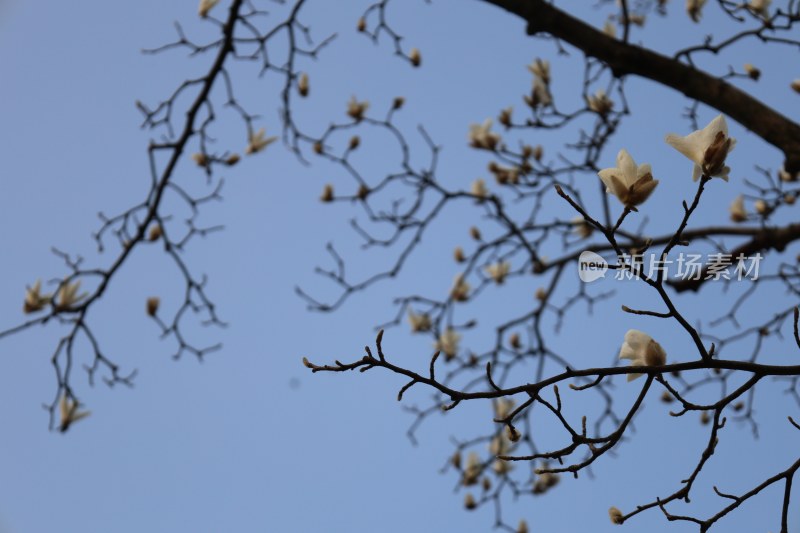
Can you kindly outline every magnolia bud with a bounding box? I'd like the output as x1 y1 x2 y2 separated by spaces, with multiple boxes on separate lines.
349 136 360 150
148 225 163 242
469 226 482 241
297 73 309 97
320 184 334 203
409 48 421 67
146 297 160 317
392 96 405 110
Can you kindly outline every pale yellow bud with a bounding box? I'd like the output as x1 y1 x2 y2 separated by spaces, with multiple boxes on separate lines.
609 506 624 524
320 184 334 203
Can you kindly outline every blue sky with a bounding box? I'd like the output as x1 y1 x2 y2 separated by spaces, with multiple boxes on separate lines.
1 1 798 532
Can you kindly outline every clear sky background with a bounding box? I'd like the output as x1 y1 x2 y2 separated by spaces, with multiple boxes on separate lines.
0 1 798 532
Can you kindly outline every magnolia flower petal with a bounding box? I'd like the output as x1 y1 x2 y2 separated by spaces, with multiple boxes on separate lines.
616 149 637 186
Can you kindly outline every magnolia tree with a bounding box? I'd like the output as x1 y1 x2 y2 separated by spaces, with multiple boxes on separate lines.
5 0 800 531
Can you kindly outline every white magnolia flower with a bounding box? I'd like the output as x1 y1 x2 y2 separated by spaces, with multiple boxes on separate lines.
527 58 550 84
407 310 432 333
469 119 501 150
618 329 667 381
748 0 770 17
24 279 52 314
489 434 511 456
245 128 278 155
597 149 659 208
665 114 736 181
532 470 560 494
435 328 461 359
729 195 747 222
485 261 511 284
471 178 489 199
346 96 370 122
59 394 91 432
56 279 87 311
686 0 707 21
587 89 614 115
198 0 220 18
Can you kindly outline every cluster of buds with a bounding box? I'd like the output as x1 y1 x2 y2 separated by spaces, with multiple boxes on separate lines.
488 161 522 185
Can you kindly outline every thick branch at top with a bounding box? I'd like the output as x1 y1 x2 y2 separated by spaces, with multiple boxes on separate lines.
482 0 800 173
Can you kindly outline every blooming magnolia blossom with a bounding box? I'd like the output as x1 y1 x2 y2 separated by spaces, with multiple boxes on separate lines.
245 128 278 155
346 96 369 122
686 0 707 21
56 279 87 310
468 119 501 150
527 58 550 84
597 149 659 208
665 114 736 181
730 195 747 222
198 0 220 18
435 328 461 359
587 89 613 115
618 329 667 381
747 0 770 17
485 261 510 284
407 310 432 333
24 279 52 314
59 394 91 432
